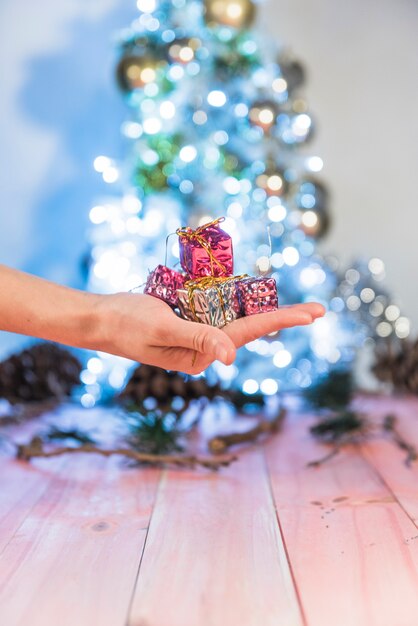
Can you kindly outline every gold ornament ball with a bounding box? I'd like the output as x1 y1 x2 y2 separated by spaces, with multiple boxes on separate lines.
204 0 256 30
167 37 202 64
116 55 162 93
299 209 330 239
249 100 278 132
256 169 287 197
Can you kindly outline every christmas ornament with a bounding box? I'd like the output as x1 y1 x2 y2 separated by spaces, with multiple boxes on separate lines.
237 277 278 315
294 179 328 212
116 54 163 93
278 53 306 92
204 0 256 30
0 342 82 404
299 207 329 239
177 217 234 278
295 179 330 239
134 134 181 193
144 265 186 307
276 110 313 144
213 36 260 78
167 37 202 64
249 100 278 132
256 167 288 197
333 259 410 344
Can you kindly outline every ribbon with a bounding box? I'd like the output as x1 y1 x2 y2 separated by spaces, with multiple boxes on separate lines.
164 231 177 267
184 274 249 325
176 217 228 275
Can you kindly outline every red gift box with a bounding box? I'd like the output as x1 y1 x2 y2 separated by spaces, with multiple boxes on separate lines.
144 265 185 307
238 277 278 315
177 218 233 279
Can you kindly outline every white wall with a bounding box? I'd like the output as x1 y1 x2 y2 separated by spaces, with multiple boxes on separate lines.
263 0 418 327
0 0 417 358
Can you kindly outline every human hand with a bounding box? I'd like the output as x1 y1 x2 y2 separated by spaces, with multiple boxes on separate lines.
96 293 325 375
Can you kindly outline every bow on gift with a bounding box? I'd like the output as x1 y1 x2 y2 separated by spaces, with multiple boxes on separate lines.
176 217 228 276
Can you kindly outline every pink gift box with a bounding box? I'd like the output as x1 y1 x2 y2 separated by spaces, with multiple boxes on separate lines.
238 277 278 315
177 220 233 279
144 265 185 307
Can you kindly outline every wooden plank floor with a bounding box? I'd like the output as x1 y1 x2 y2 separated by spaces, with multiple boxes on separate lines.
1 396 418 626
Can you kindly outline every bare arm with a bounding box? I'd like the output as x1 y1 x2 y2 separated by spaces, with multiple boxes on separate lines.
0 264 102 350
0 264 325 375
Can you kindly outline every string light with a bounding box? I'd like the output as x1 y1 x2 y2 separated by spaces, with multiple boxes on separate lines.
193 110 207 125
93 156 111 172
282 247 299 266
102 167 119 183
143 118 162 134
160 101 176 119
272 77 287 93
207 90 227 107
260 379 279 395
243 379 259 394
273 350 292 368
89 205 107 224
137 0 156 12
179 145 197 162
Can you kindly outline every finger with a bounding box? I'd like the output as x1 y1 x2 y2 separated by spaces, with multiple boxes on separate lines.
224 306 315 349
285 302 326 319
168 317 236 365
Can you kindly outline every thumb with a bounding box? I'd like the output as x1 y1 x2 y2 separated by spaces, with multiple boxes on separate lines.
172 319 236 365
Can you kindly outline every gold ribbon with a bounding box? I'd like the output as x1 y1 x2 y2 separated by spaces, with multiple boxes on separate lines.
176 217 228 275
184 274 249 325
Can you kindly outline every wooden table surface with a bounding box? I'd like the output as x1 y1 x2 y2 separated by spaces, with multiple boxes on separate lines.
1 394 418 626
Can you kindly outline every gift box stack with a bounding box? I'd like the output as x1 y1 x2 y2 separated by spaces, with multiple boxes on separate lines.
144 217 278 328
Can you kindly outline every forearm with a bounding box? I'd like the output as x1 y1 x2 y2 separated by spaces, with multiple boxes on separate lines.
0 265 103 350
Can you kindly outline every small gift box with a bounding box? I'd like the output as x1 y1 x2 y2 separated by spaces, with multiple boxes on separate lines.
237 277 278 315
177 218 233 279
177 277 241 328
144 265 186 307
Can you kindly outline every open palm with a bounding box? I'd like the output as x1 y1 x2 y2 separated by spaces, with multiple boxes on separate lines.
102 293 325 375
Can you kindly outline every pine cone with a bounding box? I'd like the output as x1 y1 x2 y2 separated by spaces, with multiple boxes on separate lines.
117 364 224 412
373 339 418 393
0 342 82 404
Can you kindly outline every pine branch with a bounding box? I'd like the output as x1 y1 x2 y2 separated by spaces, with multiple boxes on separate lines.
208 408 286 454
309 411 365 442
382 414 418 467
307 411 418 468
44 427 96 445
16 436 237 471
304 370 354 411
307 410 367 467
306 446 341 468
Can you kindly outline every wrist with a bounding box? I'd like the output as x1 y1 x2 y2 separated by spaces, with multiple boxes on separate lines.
86 292 134 356
82 292 114 353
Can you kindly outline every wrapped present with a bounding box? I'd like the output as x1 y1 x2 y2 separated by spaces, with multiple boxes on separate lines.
176 217 233 279
144 265 186 307
177 276 242 328
237 277 278 315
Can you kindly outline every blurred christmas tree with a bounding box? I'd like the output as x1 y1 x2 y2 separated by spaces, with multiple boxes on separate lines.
83 0 410 405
